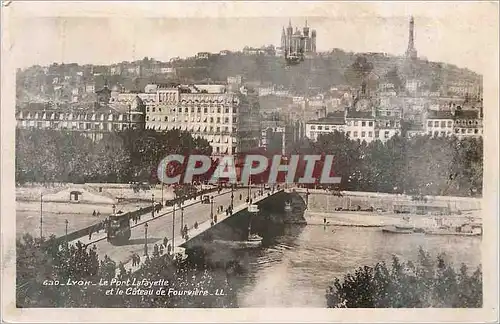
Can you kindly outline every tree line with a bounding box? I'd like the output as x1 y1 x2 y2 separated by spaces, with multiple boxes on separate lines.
326 247 482 308
16 234 236 307
291 131 483 197
15 128 212 185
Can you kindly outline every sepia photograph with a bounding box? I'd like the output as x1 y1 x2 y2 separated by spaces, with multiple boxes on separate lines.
1 1 498 323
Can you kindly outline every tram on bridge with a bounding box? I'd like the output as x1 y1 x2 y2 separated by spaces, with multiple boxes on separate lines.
107 211 131 245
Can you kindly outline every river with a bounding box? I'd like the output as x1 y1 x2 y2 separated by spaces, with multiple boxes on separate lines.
232 224 482 308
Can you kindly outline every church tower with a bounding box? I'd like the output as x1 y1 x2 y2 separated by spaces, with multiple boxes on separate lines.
405 16 418 59
281 27 287 50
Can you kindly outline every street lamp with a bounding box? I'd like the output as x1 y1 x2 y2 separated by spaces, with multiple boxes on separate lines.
180 207 184 237
112 204 116 215
161 182 164 206
40 193 43 241
172 204 176 251
230 184 234 209
65 219 69 249
210 196 214 221
151 193 155 218
144 223 148 256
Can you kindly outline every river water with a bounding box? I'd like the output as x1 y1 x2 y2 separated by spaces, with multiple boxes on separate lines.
232 224 482 308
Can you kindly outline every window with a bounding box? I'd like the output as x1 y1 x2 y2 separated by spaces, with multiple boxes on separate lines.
375 131 379 138
474 129 479 134
440 131 446 136
217 117 221 123
210 126 214 132
311 125 316 130
217 108 221 113
164 116 168 121
152 107 156 112
434 121 439 127
354 121 358 126
362 121 366 127
447 121 452 127
368 121 373 127
224 117 229 124
185 108 189 113
204 108 208 113
368 131 372 137
353 131 358 137
428 121 432 127
384 131 390 138
461 128 466 134
324 126 330 130
361 131 366 137
233 117 237 123
346 131 351 136
455 128 460 133
468 120 472 125
146 107 150 112
225 108 229 113
318 126 323 130
210 117 214 123
434 131 439 137
146 116 149 121
191 107 195 113
216 127 220 132
198 108 201 113
428 131 432 136
440 121 446 128
467 128 473 133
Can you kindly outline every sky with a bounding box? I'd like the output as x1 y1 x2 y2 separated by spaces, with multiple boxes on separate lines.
3 2 499 75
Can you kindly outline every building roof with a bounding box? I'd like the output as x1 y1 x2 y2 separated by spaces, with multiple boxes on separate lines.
346 110 374 119
427 110 454 119
427 109 480 120
307 116 345 125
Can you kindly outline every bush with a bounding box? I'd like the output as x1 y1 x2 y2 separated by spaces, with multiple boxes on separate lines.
326 247 482 308
16 233 236 308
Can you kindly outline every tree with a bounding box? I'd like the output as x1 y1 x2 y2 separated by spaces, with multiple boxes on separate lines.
344 55 374 87
326 247 482 308
384 67 403 92
16 233 237 308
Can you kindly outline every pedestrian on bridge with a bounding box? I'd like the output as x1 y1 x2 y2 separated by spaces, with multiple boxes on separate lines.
153 244 159 257
194 221 199 229
88 229 92 240
160 244 164 255
92 210 96 217
239 194 242 201
167 243 172 254
163 237 168 247
183 225 188 237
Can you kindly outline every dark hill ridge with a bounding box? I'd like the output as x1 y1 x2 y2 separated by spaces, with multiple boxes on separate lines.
17 49 481 103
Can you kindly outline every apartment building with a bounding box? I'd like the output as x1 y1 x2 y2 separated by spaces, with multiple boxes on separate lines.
145 84 241 155
16 100 145 141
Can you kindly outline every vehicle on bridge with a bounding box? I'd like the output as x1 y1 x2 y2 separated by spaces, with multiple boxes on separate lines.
107 211 131 245
201 195 211 204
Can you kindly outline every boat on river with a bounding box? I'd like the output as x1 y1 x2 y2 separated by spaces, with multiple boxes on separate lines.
213 205 263 249
213 235 263 249
381 226 414 234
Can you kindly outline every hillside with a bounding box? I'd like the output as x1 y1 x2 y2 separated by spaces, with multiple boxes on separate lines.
16 49 482 102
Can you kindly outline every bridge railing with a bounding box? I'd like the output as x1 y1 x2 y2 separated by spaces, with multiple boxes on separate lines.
43 186 223 248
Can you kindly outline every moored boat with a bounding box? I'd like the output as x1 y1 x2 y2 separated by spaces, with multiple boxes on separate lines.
382 226 413 234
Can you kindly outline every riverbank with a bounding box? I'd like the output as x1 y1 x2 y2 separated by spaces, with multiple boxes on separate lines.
305 210 482 230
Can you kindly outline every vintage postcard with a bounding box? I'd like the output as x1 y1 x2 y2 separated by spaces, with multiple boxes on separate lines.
1 1 498 323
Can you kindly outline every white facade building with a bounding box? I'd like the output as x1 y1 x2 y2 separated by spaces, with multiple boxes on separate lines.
145 84 241 155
